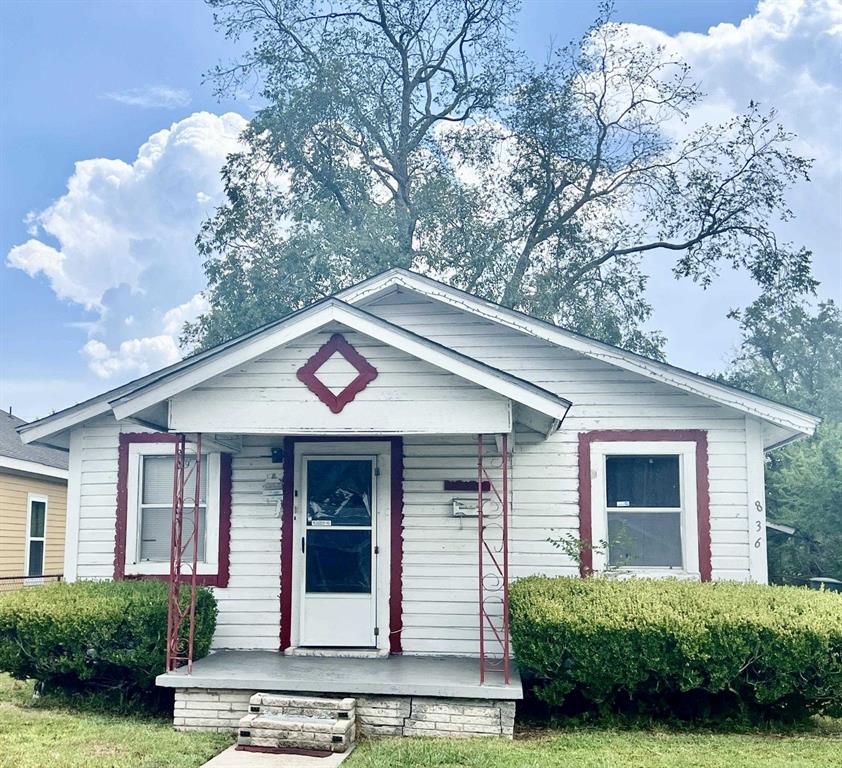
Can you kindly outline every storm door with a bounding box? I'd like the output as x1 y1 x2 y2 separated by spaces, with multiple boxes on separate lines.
298 456 377 646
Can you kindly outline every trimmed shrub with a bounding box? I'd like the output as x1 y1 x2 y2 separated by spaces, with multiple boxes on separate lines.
0 580 216 700
510 576 842 721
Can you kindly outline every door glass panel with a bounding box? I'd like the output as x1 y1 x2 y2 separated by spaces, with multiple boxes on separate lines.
306 459 372 526
607 511 682 567
306 530 372 593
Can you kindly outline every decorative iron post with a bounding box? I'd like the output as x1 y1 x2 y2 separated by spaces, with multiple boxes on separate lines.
166 432 202 673
477 433 511 685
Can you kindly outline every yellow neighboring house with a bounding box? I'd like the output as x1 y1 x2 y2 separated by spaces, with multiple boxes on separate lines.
0 409 68 582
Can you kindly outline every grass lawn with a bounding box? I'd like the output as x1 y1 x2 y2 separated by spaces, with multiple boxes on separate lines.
0 675 231 768
1 674 839 768
347 720 842 768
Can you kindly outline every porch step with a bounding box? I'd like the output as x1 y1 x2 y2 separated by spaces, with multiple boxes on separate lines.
237 693 356 753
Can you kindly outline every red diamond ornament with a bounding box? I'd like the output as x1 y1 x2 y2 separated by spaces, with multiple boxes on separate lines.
296 333 378 413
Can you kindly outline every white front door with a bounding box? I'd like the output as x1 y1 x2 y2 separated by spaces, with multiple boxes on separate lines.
298 455 377 647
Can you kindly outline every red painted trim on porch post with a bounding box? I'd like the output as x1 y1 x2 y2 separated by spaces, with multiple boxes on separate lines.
114 432 231 587
279 437 295 651
577 429 712 581
389 436 404 654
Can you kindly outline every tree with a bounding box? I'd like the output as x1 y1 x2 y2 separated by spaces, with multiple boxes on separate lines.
721 298 842 583
186 1 815 354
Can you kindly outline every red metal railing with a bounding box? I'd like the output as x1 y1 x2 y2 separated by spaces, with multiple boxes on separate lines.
166 432 202 673
477 433 511 684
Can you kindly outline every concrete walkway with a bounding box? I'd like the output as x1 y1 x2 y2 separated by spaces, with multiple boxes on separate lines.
200 745 354 767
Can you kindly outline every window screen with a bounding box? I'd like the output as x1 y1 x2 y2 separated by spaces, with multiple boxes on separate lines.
139 455 207 562
606 455 680 508
604 454 683 568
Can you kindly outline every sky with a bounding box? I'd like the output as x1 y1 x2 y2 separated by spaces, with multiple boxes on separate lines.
1 0 840 421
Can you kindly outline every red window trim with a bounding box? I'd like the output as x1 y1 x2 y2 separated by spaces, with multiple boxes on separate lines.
577 429 712 581
114 433 232 587
280 436 404 654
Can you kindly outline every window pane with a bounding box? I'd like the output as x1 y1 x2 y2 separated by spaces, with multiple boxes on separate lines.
142 455 207 505
140 506 206 562
306 459 372 527
306 530 371 593
29 501 46 538
28 541 44 577
608 511 682 567
606 455 680 508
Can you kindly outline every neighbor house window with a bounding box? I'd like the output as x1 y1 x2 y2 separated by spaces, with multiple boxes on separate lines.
590 441 700 576
124 442 220 577
25 495 47 578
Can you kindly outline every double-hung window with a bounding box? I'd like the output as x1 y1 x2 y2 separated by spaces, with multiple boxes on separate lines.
124 442 220 576
25 494 47 578
590 441 700 577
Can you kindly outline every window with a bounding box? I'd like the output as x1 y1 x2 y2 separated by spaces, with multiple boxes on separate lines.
124 442 220 576
139 455 207 562
605 455 682 567
590 441 700 576
25 495 47 578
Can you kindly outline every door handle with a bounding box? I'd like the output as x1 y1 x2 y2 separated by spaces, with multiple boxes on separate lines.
301 536 305 553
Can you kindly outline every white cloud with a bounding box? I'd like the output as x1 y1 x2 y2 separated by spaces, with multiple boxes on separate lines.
621 0 842 372
7 111 247 380
103 85 192 109
82 336 181 379
161 292 211 336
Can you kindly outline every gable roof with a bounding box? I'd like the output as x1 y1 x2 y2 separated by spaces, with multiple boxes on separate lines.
20 298 570 446
1 409 68 477
337 269 820 444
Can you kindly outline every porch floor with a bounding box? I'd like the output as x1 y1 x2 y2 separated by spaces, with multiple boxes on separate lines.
156 650 522 700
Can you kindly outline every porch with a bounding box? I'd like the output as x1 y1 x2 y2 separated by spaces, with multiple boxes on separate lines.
156 650 522 700
156 650 520 737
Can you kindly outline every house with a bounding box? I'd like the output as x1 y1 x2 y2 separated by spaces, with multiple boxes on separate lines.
17 269 818 738
1 409 68 587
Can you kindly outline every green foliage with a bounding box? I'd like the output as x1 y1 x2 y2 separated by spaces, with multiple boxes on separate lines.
720 298 842 583
766 422 842 582
509 576 842 721
0 581 216 701
723 298 842 421
185 1 814 358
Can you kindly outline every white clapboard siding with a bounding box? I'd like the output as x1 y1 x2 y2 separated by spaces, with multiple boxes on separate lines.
213 437 282 650
66 289 765 657
169 326 511 435
73 419 282 649
363 292 755 653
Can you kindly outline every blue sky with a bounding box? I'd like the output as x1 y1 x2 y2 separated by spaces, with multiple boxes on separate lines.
1 0 840 420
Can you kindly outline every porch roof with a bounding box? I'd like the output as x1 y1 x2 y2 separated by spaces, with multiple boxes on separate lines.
20 298 571 446
156 650 522 701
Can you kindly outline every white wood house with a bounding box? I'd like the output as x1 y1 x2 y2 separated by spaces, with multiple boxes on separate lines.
18 269 819 738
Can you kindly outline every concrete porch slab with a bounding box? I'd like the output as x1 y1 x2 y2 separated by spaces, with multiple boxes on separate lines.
157 650 522 700
201 745 354 767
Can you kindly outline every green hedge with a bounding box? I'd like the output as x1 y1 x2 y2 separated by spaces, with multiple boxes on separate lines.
0 580 216 699
510 577 842 720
